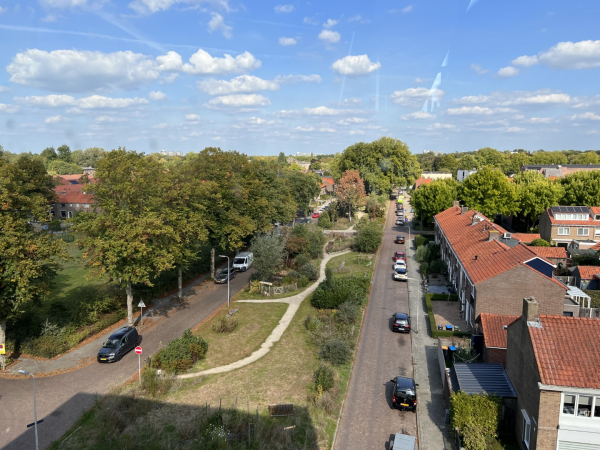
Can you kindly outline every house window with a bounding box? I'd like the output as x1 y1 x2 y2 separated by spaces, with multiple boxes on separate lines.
578 396 593 417
577 228 590 236
594 397 600 418
67 211 73 219
60 210 66 218
563 394 576 414
522 409 531 449
60 203 66 207
558 228 570 236
595 229 600 237
75 203 80 208
84 204 90 208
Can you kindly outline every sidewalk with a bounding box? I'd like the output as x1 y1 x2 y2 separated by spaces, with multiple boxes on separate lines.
177 249 351 379
406 231 448 450
3 270 219 377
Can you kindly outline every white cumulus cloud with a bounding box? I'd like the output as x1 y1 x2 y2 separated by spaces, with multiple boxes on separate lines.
323 18 338 28
279 37 297 46
318 29 340 44
401 111 435 120
402 5 413 13
185 114 202 122
274 4 294 13
471 63 488 75
15 94 148 109
332 54 381 76
198 75 279 95
0 104 18 113
446 106 496 115
157 49 261 75
208 12 232 39
129 0 233 15
390 87 443 107
497 66 519 77
149 91 167 100
571 112 600 121
204 94 270 109
274 74 321 84
45 115 69 123
512 40 600 70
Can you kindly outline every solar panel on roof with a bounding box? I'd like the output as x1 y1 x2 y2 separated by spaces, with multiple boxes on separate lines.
552 206 589 214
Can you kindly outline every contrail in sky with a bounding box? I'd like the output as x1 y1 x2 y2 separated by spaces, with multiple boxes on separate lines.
338 31 356 105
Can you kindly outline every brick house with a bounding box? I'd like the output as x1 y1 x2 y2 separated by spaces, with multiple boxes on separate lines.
434 204 567 328
477 313 519 366
51 174 94 219
528 246 568 271
320 177 334 195
506 297 600 450
539 206 600 247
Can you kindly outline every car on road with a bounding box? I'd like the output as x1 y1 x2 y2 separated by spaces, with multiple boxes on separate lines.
312 212 319 218
395 235 405 244
97 326 139 363
394 267 408 281
394 251 405 262
392 312 411 332
390 376 418 411
395 219 403 225
214 266 236 284
393 259 407 270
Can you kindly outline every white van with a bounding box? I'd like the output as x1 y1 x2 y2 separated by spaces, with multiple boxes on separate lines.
233 252 253 271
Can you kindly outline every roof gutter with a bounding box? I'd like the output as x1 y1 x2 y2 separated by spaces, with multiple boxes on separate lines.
538 382 600 395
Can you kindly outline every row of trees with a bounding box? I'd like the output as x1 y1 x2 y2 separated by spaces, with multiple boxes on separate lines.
419 147 600 177
411 166 600 229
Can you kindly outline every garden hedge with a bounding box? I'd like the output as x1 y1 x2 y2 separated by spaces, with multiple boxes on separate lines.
425 294 471 339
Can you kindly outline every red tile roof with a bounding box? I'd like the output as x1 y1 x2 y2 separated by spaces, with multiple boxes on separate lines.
528 246 567 259
574 265 600 280
435 206 564 288
54 184 94 204
530 315 600 389
510 233 541 243
414 177 432 189
591 207 600 215
546 207 600 226
322 177 334 186
590 242 600 251
480 313 519 349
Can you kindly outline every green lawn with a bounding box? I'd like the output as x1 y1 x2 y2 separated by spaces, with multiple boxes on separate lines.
326 252 375 279
329 218 352 230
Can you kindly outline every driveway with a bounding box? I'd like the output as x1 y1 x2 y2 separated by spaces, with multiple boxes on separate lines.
0 269 254 450
334 198 417 449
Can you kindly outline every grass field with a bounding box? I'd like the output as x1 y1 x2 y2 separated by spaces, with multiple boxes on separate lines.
326 251 375 279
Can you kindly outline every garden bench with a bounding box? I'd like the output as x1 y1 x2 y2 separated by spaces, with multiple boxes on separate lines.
268 403 294 417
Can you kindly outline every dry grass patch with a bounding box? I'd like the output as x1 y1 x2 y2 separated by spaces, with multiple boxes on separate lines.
326 252 374 279
190 302 288 371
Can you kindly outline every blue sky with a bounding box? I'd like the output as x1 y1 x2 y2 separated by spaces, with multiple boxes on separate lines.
0 0 599 156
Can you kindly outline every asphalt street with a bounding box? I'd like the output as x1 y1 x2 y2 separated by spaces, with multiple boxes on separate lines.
0 269 254 450
334 197 417 450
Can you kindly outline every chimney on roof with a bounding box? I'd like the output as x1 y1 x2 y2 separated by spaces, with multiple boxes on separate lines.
472 214 482 225
461 206 469 215
522 297 539 323
488 229 500 242
453 200 460 208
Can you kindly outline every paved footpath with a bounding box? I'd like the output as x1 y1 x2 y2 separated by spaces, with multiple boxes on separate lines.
177 249 351 379
0 267 254 450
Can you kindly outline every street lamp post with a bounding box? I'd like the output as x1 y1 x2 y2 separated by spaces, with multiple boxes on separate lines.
18 369 38 450
219 255 231 309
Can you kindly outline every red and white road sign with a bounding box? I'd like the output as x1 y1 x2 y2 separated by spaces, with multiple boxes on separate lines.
135 346 142 355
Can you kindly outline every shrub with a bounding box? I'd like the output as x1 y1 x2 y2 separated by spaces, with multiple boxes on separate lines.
313 364 335 391
354 221 384 253
530 238 550 247
250 232 287 280
248 280 261 294
212 316 239 333
317 211 332 229
304 314 320 332
150 329 208 373
429 260 446 274
282 270 301 285
319 339 351 365
294 254 310 269
297 275 310 288
414 235 429 248
300 262 319 281
420 262 429 275
335 301 358 325
311 276 370 309
450 391 502 450
291 224 326 259
141 368 173 398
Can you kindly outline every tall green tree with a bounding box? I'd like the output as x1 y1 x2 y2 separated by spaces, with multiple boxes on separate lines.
285 170 321 217
411 178 460 225
530 150 568 165
457 154 478 171
57 144 72 163
41 146 58 163
460 166 519 218
0 154 66 368
336 170 366 222
571 151 600 165
475 147 504 168
250 232 287 280
437 154 457 174
47 160 83 175
75 149 176 327
561 171 600 206
503 152 531 176
73 147 106 167
514 171 564 229
334 137 421 193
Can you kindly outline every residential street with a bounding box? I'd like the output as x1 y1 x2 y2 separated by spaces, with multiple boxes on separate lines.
0 269 254 450
334 198 417 449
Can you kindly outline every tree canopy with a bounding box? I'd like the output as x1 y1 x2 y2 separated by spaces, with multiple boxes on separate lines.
411 178 460 225
460 166 519 218
561 170 600 206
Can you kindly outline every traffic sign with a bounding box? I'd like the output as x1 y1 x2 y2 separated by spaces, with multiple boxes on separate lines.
0 344 5 355
137 300 146 308
135 346 142 354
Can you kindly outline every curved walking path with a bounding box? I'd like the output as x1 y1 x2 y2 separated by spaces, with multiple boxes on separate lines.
177 249 352 379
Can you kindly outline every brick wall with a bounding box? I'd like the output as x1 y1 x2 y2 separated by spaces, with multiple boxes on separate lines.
539 212 552 242
506 316 542 450
476 265 565 318
484 347 507 366
536 390 560 450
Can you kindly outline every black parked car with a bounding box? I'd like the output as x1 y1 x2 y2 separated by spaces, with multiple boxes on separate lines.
390 376 418 411
215 266 236 284
392 312 411 332
97 327 139 363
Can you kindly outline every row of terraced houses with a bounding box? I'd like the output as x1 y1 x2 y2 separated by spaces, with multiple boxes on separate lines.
434 203 600 450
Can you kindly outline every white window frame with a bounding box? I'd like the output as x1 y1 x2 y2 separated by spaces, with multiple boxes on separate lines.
557 227 570 236
561 392 600 419
522 409 531 449
578 228 590 236
595 228 600 237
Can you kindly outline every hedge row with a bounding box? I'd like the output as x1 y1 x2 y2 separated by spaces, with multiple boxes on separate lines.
429 293 458 301
425 294 471 339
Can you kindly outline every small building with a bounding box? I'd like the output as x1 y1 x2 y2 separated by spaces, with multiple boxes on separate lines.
420 171 452 181
528 246 568 269
539 206 600 247
571 266 600 289
477 313 519 366
506 297 600 450
51 174 94 219
457 169 477 182
321 177 335 195
414 177 433 189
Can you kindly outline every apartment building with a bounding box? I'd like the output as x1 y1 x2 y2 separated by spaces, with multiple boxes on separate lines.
51 174 94 219
434 204 567 328
539 206 600 247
